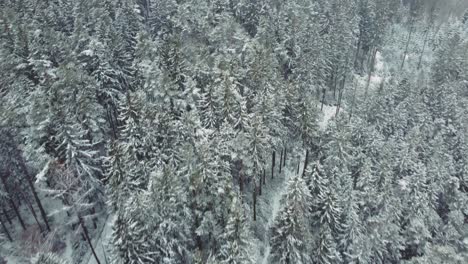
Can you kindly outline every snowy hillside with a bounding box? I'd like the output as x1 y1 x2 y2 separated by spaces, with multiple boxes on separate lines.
1 0 468 263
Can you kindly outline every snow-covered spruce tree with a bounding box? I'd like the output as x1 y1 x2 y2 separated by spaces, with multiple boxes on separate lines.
313 224 342 264
339 193 368 263
395 129 441 260
306 161 329 221
145 165 192 263
217 196 254 264
184 130 235 257
309 168 342 263
111 195 154 264
245 114 270 190
270 175 312 264
432 19 467 86
104 140 142 212
112 165 191 264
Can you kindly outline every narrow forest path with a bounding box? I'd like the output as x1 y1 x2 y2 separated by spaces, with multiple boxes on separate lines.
258 106 336 263
259 153 304 264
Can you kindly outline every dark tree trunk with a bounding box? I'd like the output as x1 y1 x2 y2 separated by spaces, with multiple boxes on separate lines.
333 68 339 99
239 171 244 193
9 198 25 231
279 149 283 174
24 171 50 232
296 160 300 175
2 208 12 225
271 151 276 179
354 32 362 71
1 172 26 230
336 75 347 116
349 76 358 121
253 185 257 222
364 48 378 102
302 150 309 177
283 147 287 167
401 19 414 70
258 177 262 196
10 142 51 232
321 88 326 111
106 107 117 140
262 169 266 185
417 27 430 70
91 207 98 229
79 216 101 264
193 202 203 251
0 217 12 242
25 197 43 233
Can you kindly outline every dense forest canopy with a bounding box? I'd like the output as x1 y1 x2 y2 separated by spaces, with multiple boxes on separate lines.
0 0 467 263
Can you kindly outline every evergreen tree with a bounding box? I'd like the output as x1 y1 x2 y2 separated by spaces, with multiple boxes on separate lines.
217 197 254 264
270 175 312 264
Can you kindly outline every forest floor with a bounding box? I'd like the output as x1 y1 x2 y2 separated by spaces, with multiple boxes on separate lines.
257 161 293 264
256 104 336 263
83 214 114 264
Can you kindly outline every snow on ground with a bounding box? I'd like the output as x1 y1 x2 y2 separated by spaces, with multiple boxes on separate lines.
374 51 384 72
319 104 337 130
84 214 115 264
259 167 291 264
355 50 388 94
256 148 308 264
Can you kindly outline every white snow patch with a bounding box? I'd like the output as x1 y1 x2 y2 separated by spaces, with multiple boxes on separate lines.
35 160 51 183
84 214 115 264
80 49 94 57
398 179 409 191
375 51 384 72
319 104 337 130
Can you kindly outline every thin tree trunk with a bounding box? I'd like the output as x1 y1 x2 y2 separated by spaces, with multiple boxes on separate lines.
354 32 362 71
296 161 300 175
271 151 276 179
401 19 414 70
9 198 25 230
302 150 309 177
79 216 101 264
336 75 347 116
349 76 357 121
321 88 326 111
2 208 12 225
279 149 283 173
91 207 98 229
364 48 378 102
0 217 12 242
333 69 338 99
11 144 51 232
25 173 50 232
102 243 110 264
262 169 266 185
239 171 244 193
106 107 117 140
258 177 262 196
253 185 257 222
194 210 203 251
1 172 26 230
25 198 43 233
283 147 287 167
417 27 430 70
